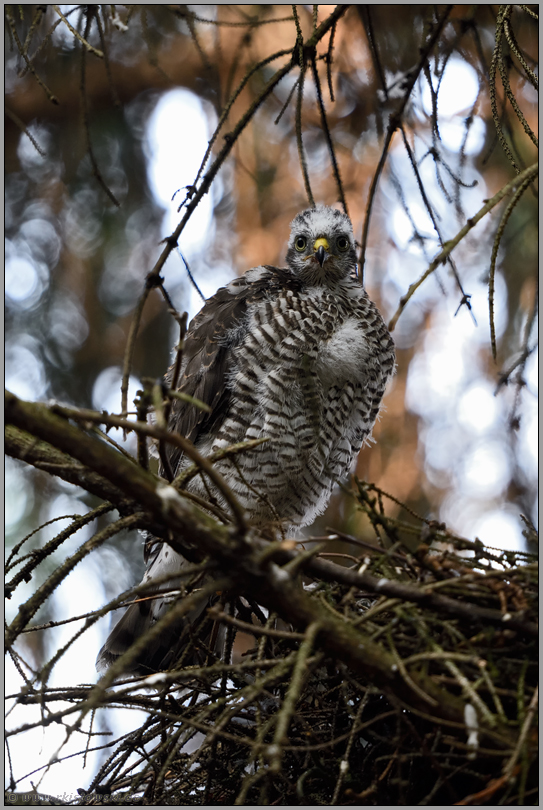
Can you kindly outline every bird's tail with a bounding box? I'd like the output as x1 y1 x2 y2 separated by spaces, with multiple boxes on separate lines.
96 545 227 676
96 588 228 676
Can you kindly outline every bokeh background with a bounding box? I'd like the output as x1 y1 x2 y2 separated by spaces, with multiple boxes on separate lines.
5 4 538 796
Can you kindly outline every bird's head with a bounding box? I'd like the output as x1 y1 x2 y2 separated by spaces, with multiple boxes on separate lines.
286 204 357 285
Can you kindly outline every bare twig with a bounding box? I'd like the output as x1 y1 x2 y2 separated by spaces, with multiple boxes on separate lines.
358 5 454 278
388 162 538 331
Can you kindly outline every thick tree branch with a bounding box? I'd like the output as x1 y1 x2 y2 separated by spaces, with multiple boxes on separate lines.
4 390 521 749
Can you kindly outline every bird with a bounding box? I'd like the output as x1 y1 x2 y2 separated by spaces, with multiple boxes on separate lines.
96 204 395 676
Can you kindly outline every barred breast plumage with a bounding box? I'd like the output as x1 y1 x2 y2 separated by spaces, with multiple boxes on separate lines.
97 204 395 675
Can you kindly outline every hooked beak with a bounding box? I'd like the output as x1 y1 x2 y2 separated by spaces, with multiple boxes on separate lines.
316 245 326 266
313 237 329 267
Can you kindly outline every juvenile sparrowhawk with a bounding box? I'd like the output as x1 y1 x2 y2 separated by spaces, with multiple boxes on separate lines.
97 204 395 675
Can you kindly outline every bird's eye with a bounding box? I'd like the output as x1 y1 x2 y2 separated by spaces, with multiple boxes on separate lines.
294 236 307 252
337 236 350 252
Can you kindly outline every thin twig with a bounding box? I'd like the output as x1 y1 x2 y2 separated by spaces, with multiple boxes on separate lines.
310 57 347 214
79 8 120 206
358 5 453 278
52 4 104 57
488 171 535 360
267 621 321 772
5 106 46 156
5 6 59 103
388 162 538 331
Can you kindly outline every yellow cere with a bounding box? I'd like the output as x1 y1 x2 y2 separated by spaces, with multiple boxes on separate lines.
313 237 329 251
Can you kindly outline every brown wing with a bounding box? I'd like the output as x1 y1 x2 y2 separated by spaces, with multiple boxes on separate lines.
164 268 297 475
164 267 304 475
